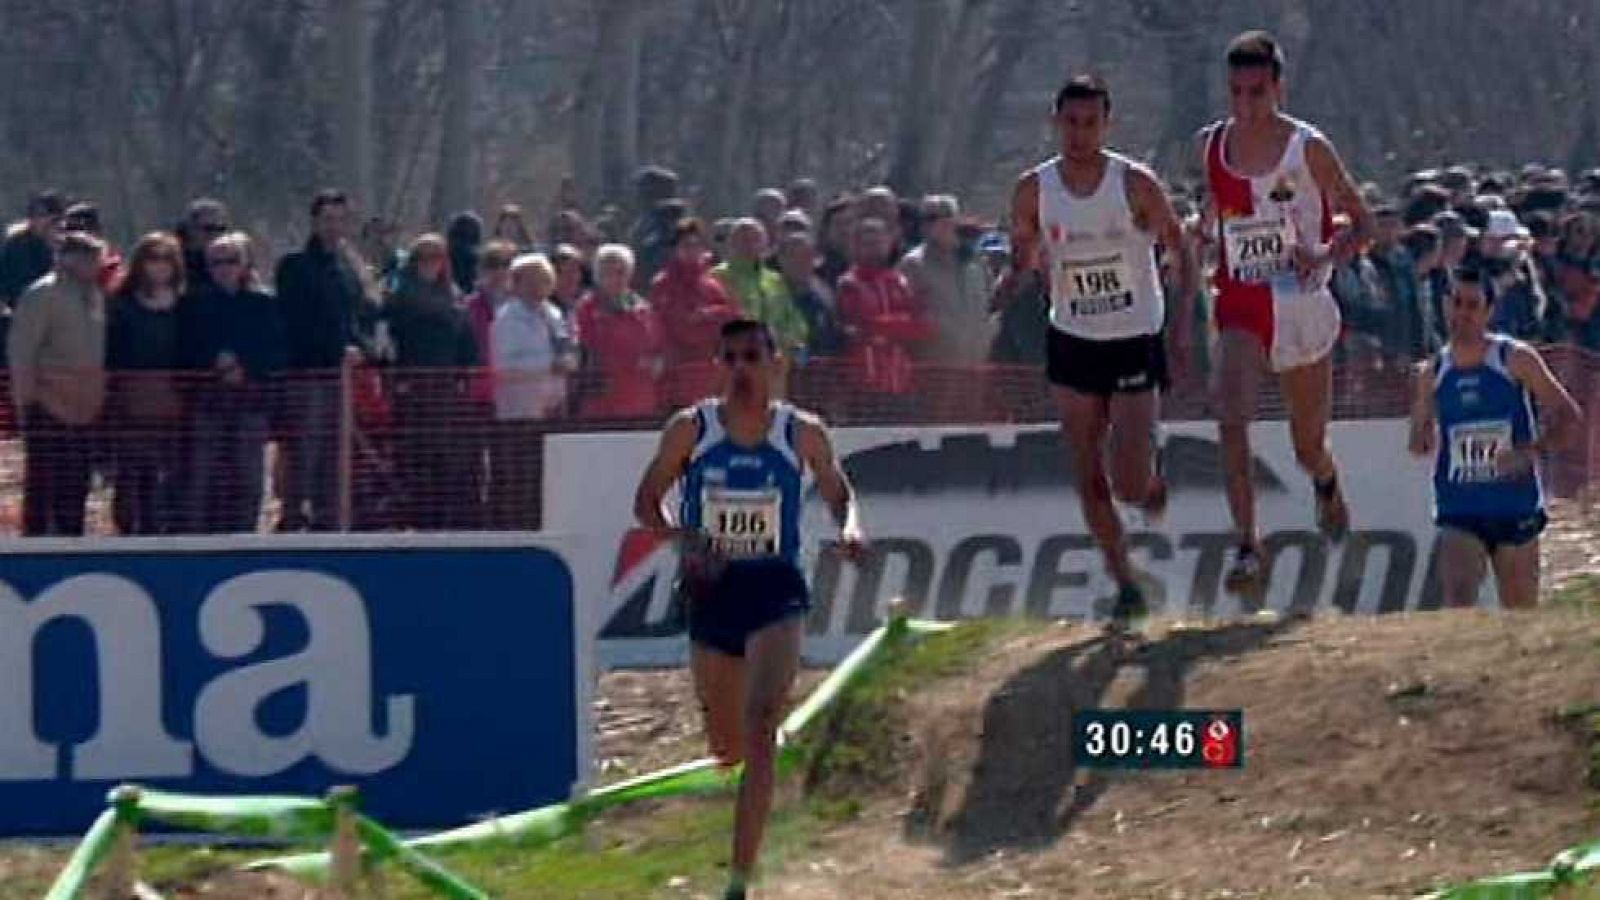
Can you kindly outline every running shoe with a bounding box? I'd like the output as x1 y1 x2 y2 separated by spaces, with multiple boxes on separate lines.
1314 475 1350 541
1223 543 1263 594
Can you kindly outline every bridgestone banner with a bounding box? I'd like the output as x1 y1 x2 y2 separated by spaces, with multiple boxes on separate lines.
547 420 1473 668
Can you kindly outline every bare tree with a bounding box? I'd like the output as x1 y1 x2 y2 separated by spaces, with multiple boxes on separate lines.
432 0 482 222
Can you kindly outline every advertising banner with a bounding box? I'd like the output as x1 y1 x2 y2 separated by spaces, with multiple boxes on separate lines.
0 534 592 837
547 420 1463 667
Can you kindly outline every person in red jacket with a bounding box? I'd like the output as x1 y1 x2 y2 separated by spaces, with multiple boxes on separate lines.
650 217 742 407
576 244 666 420
837 217 935 416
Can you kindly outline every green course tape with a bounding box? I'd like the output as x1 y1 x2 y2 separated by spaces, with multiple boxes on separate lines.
43 808 122 900
136 788 333 840
1551 837 1600 873
256 615 931 877
357 815 491 900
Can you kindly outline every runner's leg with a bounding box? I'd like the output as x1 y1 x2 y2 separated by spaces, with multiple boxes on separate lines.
1279 352 1338 482
691 642 746 767
1280 351 1349 537
1216 329 1266 546
1107 388 1160 507
1488 538 1540 609
730 615 804 888
1437 529 1489 608
1056 386 1133 585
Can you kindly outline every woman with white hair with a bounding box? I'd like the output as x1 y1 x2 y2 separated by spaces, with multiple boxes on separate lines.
575 243 666 419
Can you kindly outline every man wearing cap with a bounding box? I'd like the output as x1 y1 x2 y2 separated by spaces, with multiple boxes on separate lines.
1482 208 1555 343
1195 30 1372 591
900 194 995 365
0 190 65 310
7 232 108 535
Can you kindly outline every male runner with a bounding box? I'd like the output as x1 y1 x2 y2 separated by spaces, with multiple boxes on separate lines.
1005 74 1196 620
1198 30 1373 591
1408 266 1578 607
632 318 864 900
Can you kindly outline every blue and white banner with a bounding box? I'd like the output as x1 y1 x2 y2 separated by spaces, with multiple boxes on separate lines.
0 534 596 837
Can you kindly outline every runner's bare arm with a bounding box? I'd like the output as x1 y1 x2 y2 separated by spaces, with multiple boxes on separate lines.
1408 358 1437 457
1508 343 1583 458
632 409 699 530
1128 164 1199 327
1305 135 1372 262
794 412 865 552
995 172 1043 309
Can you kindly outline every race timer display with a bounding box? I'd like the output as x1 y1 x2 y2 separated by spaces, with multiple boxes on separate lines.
1072 709 1243 769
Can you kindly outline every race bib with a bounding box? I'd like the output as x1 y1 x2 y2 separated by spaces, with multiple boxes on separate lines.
1448 420 1513 483
1223 216 1296 284
703 487 782 558
1057 254 1135 318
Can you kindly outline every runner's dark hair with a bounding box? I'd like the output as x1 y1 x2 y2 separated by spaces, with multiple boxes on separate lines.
1226 30 1285 79
720 317 777 353
1053 73 1111 115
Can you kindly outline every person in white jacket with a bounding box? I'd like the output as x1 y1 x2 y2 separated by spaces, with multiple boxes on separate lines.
490 253 578 528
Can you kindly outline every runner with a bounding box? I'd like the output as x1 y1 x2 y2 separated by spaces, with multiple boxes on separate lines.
631 317 865 900
1005 73 1196 623
1198 30 1373 592
1407 265 1579 608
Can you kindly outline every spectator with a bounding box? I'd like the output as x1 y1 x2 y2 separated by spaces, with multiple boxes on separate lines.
776 230 846 358
1367 205 1427 361
446 211 484 295
1558 211 1598 266
1527 211 1561 297
837 217 933 406
175 198 230 294
181 232 286 533
988 232 1051 368
575 244 665 419
358 216 403 292
463 240 517 375
650 218 741 407
631 197 689 290
712 219 807 356
1403 224 1447 353
550 242 588 314
0 190 64 309
550 208 594 251
383 233 481 530
461 239 518 518
898 195 995 365
858 186 902 258
752 188 787 241
7 232 107 535
492 203 536 250
1560 257 1600 351
817 195 856 287
275 188 370 531
491 253 578 528
777 209 812 238
107 232 187 535
1403 183 1452 226
786 178 820 222
62 202 123 294
1482 209 1554 341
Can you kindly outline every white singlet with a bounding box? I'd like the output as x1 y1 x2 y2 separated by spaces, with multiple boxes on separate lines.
1035 152 1165 341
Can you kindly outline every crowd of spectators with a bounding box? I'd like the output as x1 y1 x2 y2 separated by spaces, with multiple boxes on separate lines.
0 158 1597 535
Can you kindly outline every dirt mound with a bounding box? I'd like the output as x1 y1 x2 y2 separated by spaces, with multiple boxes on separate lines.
770 608 1600 899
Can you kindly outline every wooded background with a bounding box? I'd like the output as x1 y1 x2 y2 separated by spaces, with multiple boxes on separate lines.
3 0 1596 248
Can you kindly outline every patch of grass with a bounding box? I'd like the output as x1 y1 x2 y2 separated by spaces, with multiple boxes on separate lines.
1549 573 1600 609
799 617 1035 795
12 620 1036 899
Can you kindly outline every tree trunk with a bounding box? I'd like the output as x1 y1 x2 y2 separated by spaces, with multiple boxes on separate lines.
599 0 645 203
331 0 374 205
886 0 952 195
943 0 1042 194
431 0 481 222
